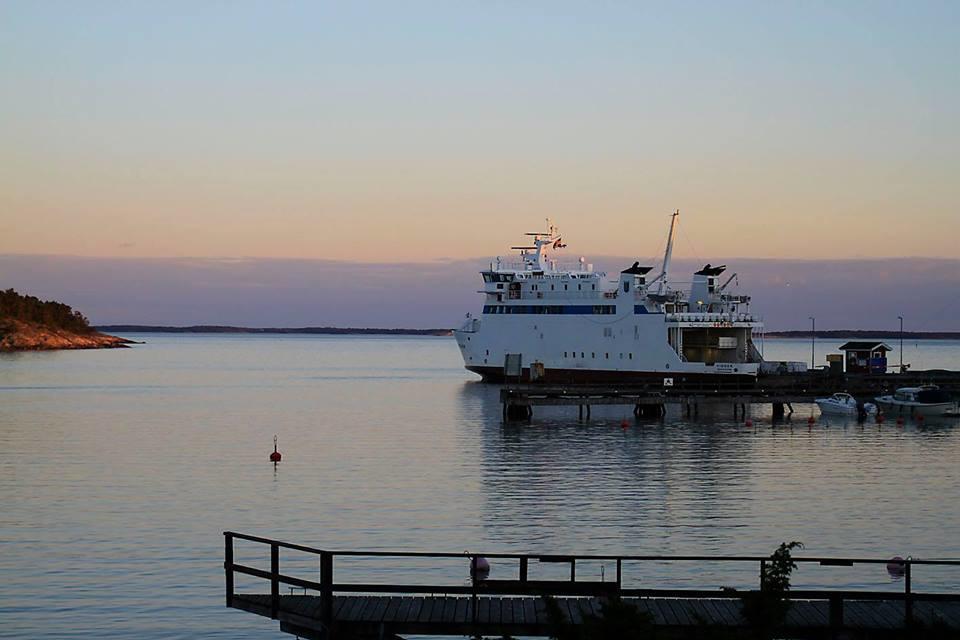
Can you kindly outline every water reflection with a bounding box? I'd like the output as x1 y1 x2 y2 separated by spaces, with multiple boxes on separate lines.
455 381 960 590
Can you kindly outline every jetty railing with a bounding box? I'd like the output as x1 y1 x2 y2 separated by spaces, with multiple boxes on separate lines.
224 531 960 632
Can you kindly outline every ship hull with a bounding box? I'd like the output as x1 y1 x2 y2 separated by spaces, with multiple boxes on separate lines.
465 365 757 385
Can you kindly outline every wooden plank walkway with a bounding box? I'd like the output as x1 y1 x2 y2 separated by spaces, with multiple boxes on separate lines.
224 532 960 639
230 593 960 639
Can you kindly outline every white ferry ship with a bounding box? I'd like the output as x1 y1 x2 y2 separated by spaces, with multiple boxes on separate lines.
454 211 764 383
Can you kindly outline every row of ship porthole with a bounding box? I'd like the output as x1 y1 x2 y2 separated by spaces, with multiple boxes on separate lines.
473 350 637 362
562 351 635 361
479 349 640 362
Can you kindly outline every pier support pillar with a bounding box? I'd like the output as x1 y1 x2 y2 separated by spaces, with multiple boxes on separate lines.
772 402 785 419
637 404 663 419
505 404 530 422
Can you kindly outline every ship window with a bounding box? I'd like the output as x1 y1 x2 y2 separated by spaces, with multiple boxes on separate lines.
605 353 609 359
485 349 489 355
591 352 595 358
564 285 568 290
619 353 623 359
496 284 503 289
624 281 630 293
551 285 555 290
629 353 633 359
563 352 567 358
581 352 585 358
592 284 596 290
578 284 582 290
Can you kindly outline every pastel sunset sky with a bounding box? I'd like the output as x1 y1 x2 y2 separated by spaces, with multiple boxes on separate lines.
3 2 958 262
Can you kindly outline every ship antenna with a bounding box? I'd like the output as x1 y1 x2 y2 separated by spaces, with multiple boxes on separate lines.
657 209 680 295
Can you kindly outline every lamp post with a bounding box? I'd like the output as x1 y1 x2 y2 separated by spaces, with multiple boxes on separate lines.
809 316 815 370
898 315 904 372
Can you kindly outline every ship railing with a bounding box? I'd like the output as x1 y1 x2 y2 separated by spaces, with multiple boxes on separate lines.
666 313 761 323
504 291 610 301
492 261 597 274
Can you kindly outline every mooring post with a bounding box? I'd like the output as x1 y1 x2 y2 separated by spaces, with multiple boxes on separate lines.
520 557 528 582
905 561 913 625
471 556 478 623
224 532 234 607
616 559 622 594
320 551 334 631
829 594 843 631
270 542 280 619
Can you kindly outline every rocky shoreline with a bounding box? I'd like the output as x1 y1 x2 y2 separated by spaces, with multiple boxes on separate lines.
0 319 134 352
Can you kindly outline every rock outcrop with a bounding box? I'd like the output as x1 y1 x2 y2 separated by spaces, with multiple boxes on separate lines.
0 319 132 351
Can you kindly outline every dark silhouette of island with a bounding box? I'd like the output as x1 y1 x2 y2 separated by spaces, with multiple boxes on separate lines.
1 288 131 351
96 325 453 336
766 330 960 340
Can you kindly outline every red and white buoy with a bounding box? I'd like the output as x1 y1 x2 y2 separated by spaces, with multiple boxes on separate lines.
270 435 282 464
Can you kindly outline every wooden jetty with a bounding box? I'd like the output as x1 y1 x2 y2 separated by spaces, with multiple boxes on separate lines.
225 532 960 639
500 369 960 420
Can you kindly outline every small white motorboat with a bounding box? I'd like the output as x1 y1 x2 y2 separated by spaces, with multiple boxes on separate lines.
874 385 957 417
815 393 877 417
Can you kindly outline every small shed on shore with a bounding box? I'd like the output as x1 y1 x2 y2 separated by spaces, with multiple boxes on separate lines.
838 341 892 374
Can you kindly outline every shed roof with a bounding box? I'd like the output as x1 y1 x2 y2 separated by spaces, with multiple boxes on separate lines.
838 341 892 352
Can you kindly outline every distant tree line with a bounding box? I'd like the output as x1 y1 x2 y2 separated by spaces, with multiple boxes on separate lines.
767 330 960 340
96 324 452 335
0 288 92 333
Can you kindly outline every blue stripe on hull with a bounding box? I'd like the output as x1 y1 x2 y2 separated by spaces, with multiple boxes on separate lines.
466 365 756 385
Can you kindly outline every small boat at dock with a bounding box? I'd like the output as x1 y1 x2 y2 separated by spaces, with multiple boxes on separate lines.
874 385 958 417
815 393 877 417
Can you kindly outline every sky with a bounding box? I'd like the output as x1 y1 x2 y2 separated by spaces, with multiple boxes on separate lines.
2 1 958 263
1 3 958 328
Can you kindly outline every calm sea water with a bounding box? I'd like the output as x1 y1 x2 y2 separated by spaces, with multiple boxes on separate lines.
1 335 958 638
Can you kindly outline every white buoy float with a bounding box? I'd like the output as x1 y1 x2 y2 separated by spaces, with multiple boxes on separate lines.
470 555 491 581
887 556 907 577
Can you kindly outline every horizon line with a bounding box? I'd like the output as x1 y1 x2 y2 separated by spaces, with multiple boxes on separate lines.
5 252 959 265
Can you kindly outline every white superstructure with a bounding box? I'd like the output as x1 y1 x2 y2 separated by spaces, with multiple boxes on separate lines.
454 212 764 383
